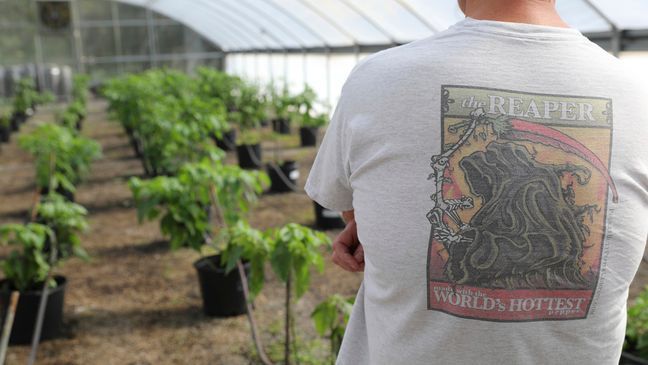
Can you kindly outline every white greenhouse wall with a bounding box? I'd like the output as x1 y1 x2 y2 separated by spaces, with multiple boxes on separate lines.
226 51 648 114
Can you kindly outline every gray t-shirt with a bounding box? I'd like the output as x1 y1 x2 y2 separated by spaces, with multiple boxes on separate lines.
306 17 648 365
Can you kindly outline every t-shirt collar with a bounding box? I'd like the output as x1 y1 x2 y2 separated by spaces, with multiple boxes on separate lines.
452 16 585 40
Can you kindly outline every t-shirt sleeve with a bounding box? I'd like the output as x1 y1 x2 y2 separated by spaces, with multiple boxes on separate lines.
305 97 354 212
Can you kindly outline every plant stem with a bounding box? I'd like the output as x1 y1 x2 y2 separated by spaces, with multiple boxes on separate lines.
290 308 300 365
285 271 292 365
208 187 273 365
28 232 58 365
237 260 273 365
0 291 20 365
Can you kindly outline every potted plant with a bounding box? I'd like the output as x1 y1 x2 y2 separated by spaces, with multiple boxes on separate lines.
623 286 648 364
12 78 36 120
57 108 82 132
0 195 88 344
268 223 331 365
269 85 297 135
72 74 90 107
196 68 241 151
104 70 227 177
290 86 325 147
266 160 299 194
311 294 354 364
232 83 267 169
19 123 102 201
129 157 269 316
297 112 327 147
197 221 270 316
67 100 87 126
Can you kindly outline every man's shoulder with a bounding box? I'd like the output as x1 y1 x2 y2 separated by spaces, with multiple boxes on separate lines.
343 35 450 92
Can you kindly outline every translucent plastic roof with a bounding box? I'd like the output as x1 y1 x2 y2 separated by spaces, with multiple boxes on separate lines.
116 0 648 52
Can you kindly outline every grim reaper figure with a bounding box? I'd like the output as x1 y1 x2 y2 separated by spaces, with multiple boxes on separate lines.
427 108 617 290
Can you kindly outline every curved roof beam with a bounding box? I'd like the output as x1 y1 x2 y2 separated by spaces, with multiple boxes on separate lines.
178 3 258 50
210 0 292 49
393 0 438 33
296 0 359 46
236 0 308 49
115 0 239 50
261 0 331 47
191 0 278 50
337 0 397 44
582 0 618 31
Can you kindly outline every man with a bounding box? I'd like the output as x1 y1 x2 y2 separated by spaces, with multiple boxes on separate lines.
305 0 648 364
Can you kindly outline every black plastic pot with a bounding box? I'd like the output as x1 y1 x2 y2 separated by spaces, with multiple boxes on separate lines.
299 127 318 147
237 143 263 169
214 129 237 151
0 124 9 143
272 118 291 135
0 276 67 345
314 201 346 230
10 113 23 131
621 352 648 365
194 255 250 317
267 160 299 193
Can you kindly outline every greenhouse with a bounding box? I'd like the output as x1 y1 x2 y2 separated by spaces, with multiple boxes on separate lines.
0 0 647 364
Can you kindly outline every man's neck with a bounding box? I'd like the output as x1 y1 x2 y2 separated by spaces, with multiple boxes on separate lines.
463 0 569 28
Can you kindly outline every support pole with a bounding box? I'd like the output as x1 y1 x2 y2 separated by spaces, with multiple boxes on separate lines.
582 0 621 56
111 1 124 74
325 48 331 107
70 0 86 73
145 7 158 68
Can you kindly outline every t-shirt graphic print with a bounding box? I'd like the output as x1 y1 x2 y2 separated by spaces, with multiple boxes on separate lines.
426 85 616 322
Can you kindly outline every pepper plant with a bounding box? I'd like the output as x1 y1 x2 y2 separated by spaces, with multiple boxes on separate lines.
72 74 90 106
231 82 267 145
104 70 229 176
268 223 331 365
625 286 648 359
12 78 38 116
19 123 101 193
311 294 354 364
0 223 54 291
0 194 89 292
36 193 90 261
218 220 271 298
268 83 298 122
129 155 269 251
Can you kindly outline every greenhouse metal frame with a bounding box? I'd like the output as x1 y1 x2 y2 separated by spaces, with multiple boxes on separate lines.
2 0 648 105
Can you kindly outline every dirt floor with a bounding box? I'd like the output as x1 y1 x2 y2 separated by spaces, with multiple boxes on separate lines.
0 100 646 365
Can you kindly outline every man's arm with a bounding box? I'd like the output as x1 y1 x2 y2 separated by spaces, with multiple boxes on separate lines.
332 209 365 272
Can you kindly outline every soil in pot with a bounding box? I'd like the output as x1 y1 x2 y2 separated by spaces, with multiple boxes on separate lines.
299 127 318 147
267 161 299 193
313 201 346 230
236 143 263 169
272 118 291 135
213 129 237 151
0 276 67 345
194 255 250 317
